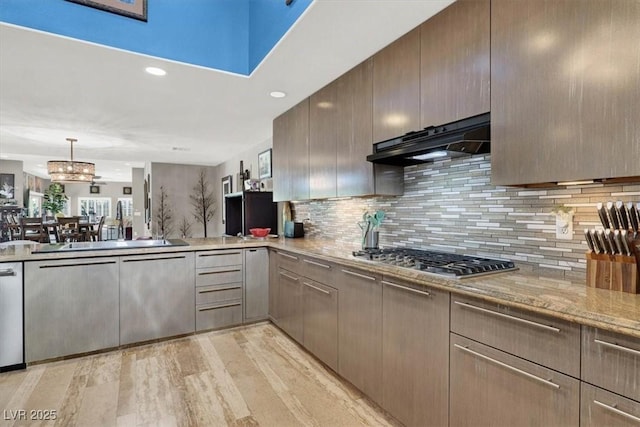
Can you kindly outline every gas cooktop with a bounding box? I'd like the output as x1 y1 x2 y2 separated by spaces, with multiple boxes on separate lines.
352 247 517 278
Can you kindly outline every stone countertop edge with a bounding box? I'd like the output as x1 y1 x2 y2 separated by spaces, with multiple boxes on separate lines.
2 237 638 338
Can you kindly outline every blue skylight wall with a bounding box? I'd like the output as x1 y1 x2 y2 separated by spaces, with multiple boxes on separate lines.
0 0 312 75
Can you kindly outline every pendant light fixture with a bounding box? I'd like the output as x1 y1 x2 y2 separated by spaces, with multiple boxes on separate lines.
47 138 96 183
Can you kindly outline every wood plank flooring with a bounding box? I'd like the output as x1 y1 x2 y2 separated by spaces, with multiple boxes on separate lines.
0 323 399 427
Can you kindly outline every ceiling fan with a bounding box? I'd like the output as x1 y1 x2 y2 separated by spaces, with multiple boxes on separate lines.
90 176 108 186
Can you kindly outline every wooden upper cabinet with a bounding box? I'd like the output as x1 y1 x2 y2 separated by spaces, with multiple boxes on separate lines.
309 81 338 199
420 0 490 127
372 27 421 142
272 98 309 201
491 0 640 186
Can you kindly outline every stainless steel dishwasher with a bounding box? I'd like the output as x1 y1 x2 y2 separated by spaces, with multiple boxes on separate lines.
0 262 25 371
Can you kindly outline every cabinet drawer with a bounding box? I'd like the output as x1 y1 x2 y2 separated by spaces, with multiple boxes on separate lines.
302 256 336 284
581 382 640 426
195 266 243 286
276 250 302 274
451 295 580 377
582 327 639 401
196 250 243 268
450 334 579 427
196 284 243 305
196 300 242 331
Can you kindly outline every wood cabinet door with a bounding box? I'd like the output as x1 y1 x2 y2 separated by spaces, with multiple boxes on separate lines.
244 248 268 322
450 334 580 427
302 279 338 371
373 27 421 143
336 267 383 404
382 279 449 427
491 0 640 185
581 383 640 427
420 0 490 127
277 268 303 343
268 249 279 322
24 258 119 362
272 98 309 201
309 81 337 199
336 58 375 196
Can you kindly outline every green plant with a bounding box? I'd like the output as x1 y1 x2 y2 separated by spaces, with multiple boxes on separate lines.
42 183 68 215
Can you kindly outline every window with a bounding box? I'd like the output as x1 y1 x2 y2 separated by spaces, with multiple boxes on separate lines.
117 198 133 217
78 197 111 218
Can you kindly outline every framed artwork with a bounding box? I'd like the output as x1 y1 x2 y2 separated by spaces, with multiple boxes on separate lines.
90 185 100 194
123 186 132 195
0 173 15 199
258 148 272 179
66 0 147 21
221 175 232 224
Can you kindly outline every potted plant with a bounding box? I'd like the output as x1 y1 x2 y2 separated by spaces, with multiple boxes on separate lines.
42 183 68 218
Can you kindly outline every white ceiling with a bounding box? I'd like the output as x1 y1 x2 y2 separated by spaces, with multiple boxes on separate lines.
0 0 453 182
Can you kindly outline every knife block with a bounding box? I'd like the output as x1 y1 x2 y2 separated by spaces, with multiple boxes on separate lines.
585 252 639 294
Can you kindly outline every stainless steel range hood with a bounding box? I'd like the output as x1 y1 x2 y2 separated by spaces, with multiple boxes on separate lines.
367 113 490 166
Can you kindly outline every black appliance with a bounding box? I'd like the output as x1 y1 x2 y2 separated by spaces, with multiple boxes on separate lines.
367 112 490 167
352 247 516 278
225 191 278 236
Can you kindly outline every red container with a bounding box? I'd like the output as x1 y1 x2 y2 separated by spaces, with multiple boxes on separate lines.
249 228 271 238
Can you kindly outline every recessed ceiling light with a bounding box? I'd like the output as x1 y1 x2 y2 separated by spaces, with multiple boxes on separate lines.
145 67 166 76
37 164 44 167
270 91 287 98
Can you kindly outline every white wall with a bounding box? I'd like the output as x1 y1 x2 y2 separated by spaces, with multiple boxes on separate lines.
132 167 145 238
150 163 217 238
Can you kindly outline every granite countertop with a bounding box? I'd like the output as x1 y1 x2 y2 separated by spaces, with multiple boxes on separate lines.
2 236 638 338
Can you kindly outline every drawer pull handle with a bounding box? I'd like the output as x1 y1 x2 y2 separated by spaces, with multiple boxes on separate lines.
594 339 640 357
279 271 299 281
40 260 118 268
199 252 241 257
383 280 430 297
123 255 185 263
453 301 560 333
278 252 299 261
198 285 241 293
303 282 331 295
198 269 241 275
341 269 376 281
198 302 241 312
593 400 640 423
454 344 560 389
303 259 331 269
0 269 17 276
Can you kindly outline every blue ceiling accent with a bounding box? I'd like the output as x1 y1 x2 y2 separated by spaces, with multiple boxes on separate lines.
0 0 313 75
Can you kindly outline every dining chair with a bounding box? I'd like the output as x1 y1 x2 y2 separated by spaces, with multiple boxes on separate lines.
7 214 22 241
58 216 82 242
20 217 47 243
89 216 105 241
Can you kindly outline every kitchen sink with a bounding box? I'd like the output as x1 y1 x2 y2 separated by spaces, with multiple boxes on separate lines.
32 239 189 253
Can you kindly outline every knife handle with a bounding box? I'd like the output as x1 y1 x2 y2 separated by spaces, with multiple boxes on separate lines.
620 230 632 256
616 201 630 230
596 230 610 254
584 229 595 252
607 203 620 229
627 203 639 232
597 205 611 230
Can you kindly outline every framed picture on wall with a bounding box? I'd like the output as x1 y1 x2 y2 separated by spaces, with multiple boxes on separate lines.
90 185 100 194
0 173 15 199
221 175 232 224
123 186 132 195
258 149 272 179
66 0 148 21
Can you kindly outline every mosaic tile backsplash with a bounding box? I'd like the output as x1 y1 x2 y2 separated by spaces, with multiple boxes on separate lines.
291 155 640 280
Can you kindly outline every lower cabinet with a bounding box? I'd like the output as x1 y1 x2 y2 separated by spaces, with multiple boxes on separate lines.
450 334 580 427
382 278 449 427
120 253 195 345
24 258 119 362
302 279 338 371
244 248 269 322
336 267 383 404
580 383 640 427
277 268 304 343
268 249 279 322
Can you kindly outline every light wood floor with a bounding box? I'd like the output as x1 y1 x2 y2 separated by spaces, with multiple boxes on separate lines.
0 322 399 427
